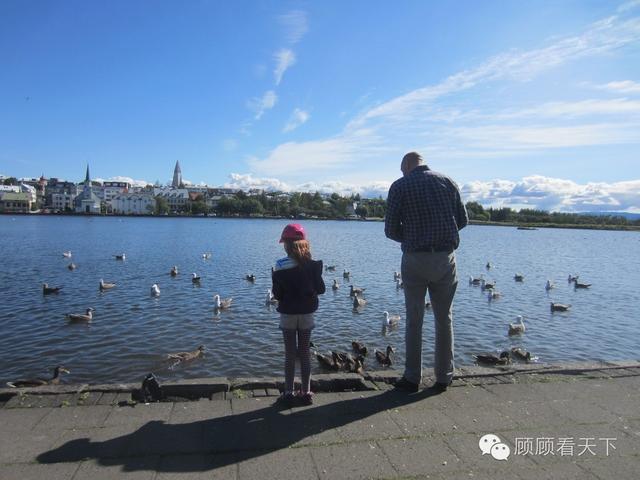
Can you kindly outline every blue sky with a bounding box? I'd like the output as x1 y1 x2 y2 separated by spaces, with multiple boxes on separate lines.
1 1 639 211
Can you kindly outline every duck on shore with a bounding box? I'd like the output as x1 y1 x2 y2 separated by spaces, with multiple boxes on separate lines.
375 345 395 366
7 366 70 388
473 351 511 365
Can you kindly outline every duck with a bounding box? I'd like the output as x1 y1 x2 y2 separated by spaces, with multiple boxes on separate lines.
245 274 256 282
395 278 404 289
332 279 340 290
514 273 525 282
508 315 526 335
353 293 367 308
313 347 341 370
114 253 126 260
382 311 401 327
425 301 432 310
343 270 350 279
99 279 116 291
393 271 401 280
574 280 592 289
480 279 496 291
62 251 72 258
202 253 212 259
42 283 62 295
67 263 76 271
170 266 178 277
550 302 571 312
351 341 368 356
486 262 492 270
213 294 233 311
349 285 366 297
150 284 160 296
66 307 94 322
166 345 205 362
473 351 511 365
325 265 336 272
545 280 555 291
487 290 502 300
375 345 395 366
568 274 579 283
192 273 201 284
6 366 71 388
510 347 532 362
265 289 278 305
351 355 365 375
469 275 483 285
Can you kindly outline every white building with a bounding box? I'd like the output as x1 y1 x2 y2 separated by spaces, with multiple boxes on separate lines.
50 193 76 211
111 193 156 215
153 187 189 212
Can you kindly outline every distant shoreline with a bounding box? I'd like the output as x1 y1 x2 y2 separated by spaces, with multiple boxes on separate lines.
1 211 638 231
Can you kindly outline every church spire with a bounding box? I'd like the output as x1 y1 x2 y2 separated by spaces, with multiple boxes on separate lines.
85 164 91 184
172 160 183 188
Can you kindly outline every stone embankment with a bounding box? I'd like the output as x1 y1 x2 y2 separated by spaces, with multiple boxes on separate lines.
1 360 638 479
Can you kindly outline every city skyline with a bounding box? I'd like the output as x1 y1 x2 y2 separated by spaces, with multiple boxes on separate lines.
1 1 639 212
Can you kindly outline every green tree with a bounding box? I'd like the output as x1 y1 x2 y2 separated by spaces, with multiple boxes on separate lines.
154 196 169 215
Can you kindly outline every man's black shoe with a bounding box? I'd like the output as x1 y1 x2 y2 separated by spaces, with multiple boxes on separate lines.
432 381 452 392
394 376 420 393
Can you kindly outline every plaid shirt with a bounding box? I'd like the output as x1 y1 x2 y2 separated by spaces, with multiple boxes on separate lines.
385 166 468 253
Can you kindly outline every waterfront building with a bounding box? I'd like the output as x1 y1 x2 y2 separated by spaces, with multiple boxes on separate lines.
102 181 130 205
153 187 189 212
50 192 76 212
111 193 156 215
172 161 183 188
0 191 32 213
73 165 101 214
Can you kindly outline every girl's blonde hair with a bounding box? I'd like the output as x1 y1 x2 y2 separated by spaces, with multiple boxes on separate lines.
284 239 312 264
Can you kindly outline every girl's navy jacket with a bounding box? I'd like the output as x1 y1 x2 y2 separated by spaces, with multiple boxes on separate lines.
272 259 325 314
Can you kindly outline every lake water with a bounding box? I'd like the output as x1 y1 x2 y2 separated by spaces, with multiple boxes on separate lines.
0 215 638 386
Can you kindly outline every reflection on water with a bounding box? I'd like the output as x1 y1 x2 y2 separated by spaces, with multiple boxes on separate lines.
0 216 638 384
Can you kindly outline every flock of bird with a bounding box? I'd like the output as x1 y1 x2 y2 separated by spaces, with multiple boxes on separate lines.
9 249 594 388
468 261 592 366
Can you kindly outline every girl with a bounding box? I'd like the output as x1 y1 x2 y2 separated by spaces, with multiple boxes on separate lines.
271 223 325 405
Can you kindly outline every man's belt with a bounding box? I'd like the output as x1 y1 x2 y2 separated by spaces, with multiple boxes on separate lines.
413 245 454 253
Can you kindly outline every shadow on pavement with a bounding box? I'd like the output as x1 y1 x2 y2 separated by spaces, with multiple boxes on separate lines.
37 387 445 473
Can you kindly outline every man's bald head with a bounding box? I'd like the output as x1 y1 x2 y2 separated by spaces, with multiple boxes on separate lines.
401 152 423 177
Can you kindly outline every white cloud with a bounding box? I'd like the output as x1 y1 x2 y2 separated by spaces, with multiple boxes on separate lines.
618 0 640 13
274 49 296 85
224 172 389 198
250 11 640 177
599 80 640 94
247 90 277 120
462 175 640 213
283 108 309 132
225 172 640 213
278 10 308 44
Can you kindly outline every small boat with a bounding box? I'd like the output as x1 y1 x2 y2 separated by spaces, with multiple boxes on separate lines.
517 226 537 230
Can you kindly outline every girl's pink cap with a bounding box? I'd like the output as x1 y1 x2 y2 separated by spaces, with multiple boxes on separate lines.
279 223 306 243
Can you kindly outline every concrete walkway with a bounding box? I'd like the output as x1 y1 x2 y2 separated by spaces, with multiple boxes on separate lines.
1 361 639 480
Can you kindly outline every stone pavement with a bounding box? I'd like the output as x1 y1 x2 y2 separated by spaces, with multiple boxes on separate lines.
0 361 639 480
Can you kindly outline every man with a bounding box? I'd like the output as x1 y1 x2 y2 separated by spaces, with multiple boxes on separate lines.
385 152 468 392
